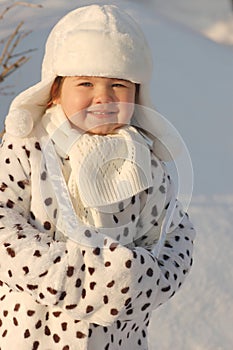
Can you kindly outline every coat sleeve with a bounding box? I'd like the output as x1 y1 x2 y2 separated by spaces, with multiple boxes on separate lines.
117 154 196 316
0 134 195 326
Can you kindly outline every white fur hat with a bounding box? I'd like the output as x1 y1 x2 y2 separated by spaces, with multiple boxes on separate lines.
4 4 183 161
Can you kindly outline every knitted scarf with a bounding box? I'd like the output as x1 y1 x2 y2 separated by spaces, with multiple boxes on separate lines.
42 104 153 210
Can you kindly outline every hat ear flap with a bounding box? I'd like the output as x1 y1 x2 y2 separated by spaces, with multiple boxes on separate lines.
5 79 55 138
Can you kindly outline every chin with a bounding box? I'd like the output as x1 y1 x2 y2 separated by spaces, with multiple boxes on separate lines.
87 123 123 135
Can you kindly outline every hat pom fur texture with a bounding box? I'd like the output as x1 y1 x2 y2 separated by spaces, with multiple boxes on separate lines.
5 109 33 138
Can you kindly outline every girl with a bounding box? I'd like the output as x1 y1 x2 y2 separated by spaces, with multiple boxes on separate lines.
0 5 195 350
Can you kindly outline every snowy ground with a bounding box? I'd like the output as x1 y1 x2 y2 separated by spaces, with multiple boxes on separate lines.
0 1 233 349
149 196 233 350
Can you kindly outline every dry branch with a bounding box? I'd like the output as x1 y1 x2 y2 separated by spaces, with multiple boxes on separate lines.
0 1 42 87
0 56 30 82
0 2 42 20
0 21 24 66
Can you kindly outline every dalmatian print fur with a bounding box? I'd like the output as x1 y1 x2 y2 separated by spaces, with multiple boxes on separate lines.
0 127 195 350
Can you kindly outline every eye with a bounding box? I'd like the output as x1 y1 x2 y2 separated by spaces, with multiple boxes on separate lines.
78 82 93 87
112 79 134 89
112 83 127 88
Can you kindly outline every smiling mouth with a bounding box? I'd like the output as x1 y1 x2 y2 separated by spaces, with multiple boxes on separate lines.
87 110 118 118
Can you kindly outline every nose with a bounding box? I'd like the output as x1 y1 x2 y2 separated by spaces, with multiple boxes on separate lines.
93 86 115 104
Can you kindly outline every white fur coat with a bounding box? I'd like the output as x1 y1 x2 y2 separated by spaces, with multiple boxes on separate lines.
0 120 195 350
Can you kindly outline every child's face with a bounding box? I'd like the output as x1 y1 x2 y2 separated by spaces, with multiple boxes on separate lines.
54 76 136 135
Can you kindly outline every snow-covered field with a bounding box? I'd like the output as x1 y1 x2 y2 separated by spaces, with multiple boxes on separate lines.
0 1 233 349
149 196 233 350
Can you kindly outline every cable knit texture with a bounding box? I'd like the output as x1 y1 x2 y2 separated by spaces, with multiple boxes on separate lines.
43 105 154 208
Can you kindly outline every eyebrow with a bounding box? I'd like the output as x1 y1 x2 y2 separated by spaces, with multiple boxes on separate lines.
71 76 130 82
71 76 88 81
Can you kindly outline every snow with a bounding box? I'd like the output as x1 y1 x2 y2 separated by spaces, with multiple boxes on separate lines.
149 196 233 350
0 1 233 349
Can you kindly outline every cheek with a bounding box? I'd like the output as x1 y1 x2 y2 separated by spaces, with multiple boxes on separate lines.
129 86 137 102
121 90 136 103
59 95 81 117
118 103 135 125
67 110 86 127
120 89 136 120
61 101 73 117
